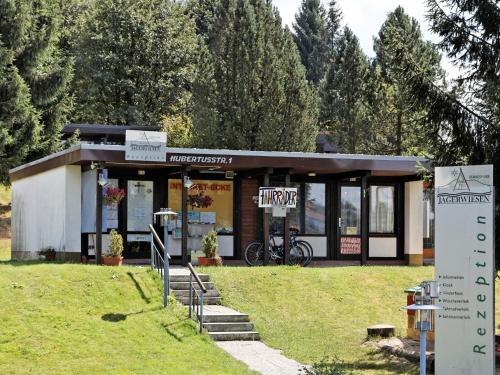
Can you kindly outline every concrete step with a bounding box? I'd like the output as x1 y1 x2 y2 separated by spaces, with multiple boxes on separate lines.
171 289 220 298
177 296 221 305
201 305 250 323
208 331 260 341
170 281 215 290
203 322 254 332
170 274 210 283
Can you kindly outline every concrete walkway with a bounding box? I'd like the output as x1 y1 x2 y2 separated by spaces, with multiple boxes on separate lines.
216 340 305 375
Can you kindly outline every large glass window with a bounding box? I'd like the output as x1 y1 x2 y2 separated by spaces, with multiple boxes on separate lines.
369 185 395 233
340 186 361 235
127 180 154 231
305 183 326 234
168 179 233 234
270 182 326 235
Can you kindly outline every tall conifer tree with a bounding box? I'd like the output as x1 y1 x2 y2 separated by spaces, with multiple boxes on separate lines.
192 0 318 152
371 6 443 155
292 0 329 85
0 0 73 182
319 27 370 154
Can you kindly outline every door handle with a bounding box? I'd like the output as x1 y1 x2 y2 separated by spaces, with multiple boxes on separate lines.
338 217 342 228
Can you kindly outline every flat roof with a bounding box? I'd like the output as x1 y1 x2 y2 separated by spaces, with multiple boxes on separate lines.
9 143 426 181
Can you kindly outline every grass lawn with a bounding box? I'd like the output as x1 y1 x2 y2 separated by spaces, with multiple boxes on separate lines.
201 265 436 374
0 263 255 375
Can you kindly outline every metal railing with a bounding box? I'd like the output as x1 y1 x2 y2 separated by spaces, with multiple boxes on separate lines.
187 262 207 333
149 224 171 307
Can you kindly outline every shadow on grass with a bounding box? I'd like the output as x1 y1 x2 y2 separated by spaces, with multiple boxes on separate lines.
127 271 152 304
101 306 163 322
161 318 197 342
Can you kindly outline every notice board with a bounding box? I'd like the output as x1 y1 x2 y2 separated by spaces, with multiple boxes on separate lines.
435 165 495 374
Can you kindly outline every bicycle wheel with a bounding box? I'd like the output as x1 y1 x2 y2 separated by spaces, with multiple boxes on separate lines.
297 240 313 266
288 244 304 266
244 241 265 266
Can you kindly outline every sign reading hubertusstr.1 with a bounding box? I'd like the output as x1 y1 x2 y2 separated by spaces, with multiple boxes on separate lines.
125 130 167 162
435 165 495 374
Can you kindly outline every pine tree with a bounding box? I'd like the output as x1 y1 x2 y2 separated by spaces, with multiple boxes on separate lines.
292 0 329 85
326 0 342 52
319 27 370 154
371 6 443 155
0 0 73 183
72 0 198 126
192 0 318 152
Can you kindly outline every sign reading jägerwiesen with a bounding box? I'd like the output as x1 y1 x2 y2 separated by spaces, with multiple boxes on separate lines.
125 130 167 162
435 165 495 374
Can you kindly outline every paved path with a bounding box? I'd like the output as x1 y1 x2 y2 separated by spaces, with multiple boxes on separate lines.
216 340 305 375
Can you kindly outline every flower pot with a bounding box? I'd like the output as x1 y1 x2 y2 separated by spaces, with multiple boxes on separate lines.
198 256 222 267
102 256 123 266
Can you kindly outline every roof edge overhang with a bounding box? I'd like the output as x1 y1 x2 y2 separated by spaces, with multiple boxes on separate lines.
9 143 426 182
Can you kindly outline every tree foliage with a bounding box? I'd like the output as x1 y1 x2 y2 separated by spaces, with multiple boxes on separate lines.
192 0 318 152
319 27 370 154
292 0 329 85
72 0 198 126
0 0 73 183
370 6 443 155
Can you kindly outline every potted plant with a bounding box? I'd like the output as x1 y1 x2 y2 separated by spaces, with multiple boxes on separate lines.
38 247 56 261
102 229 124 266
198 229 222 266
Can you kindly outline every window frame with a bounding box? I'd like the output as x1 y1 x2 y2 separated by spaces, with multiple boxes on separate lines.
368 183 397 236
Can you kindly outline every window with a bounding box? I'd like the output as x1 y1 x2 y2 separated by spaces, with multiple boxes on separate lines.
270 182 326 235
127 180 154 231
369 185 395 233
305 183 326 234
168 179 233 234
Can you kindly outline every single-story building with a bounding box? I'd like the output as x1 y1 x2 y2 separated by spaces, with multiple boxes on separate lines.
9 124 426 266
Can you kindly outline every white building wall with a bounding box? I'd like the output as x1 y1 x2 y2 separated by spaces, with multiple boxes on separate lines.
404 180 423 265
12 165 81 259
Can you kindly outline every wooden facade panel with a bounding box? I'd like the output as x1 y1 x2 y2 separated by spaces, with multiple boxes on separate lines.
239 179 259 257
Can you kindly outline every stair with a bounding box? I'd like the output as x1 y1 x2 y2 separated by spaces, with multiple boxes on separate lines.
168 270 260 341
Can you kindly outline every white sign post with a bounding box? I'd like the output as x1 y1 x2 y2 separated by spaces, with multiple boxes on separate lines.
435 165 495 374
125 130 167 162
258 187 298 218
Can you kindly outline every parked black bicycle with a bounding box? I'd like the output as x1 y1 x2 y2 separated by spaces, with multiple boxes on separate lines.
244 228 313 266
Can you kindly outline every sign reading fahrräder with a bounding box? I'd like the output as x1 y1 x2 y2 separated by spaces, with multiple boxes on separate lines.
435 165 495 374
125 130 167 162
258 187 298 208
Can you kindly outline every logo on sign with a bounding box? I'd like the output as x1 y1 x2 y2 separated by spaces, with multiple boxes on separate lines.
436 167 492 205
125 130 167 162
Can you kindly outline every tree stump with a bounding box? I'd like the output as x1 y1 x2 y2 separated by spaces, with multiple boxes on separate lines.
367 324 395 338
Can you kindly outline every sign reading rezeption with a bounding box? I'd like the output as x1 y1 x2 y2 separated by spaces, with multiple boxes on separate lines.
435 165 495 374
125 130 167 162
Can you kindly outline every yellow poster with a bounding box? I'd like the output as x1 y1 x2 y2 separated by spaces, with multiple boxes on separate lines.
167 179 233 233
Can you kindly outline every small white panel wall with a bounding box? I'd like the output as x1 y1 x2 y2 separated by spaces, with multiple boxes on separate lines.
297 236 327 257
217 235 234 257
369 237 397 257
81 169 97 233
166 235 234 257
12 165 82 258
404 181 423 255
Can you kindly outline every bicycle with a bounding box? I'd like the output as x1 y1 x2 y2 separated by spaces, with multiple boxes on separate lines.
244 229 306 266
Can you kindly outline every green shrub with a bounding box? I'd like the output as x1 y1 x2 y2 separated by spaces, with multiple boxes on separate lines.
107 230 124 257
201 229 218 258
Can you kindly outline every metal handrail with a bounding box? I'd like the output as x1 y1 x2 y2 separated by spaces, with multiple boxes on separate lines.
187 262 207 293
149 224 171 260
187 262 207 333
149 224 170 307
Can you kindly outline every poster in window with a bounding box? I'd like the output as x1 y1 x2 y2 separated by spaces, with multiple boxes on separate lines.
340 237 361 254
105 178 119 229
127 180 154 231
168 179 233 233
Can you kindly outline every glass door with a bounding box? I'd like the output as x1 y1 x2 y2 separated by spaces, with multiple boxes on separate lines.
337 184 362 260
